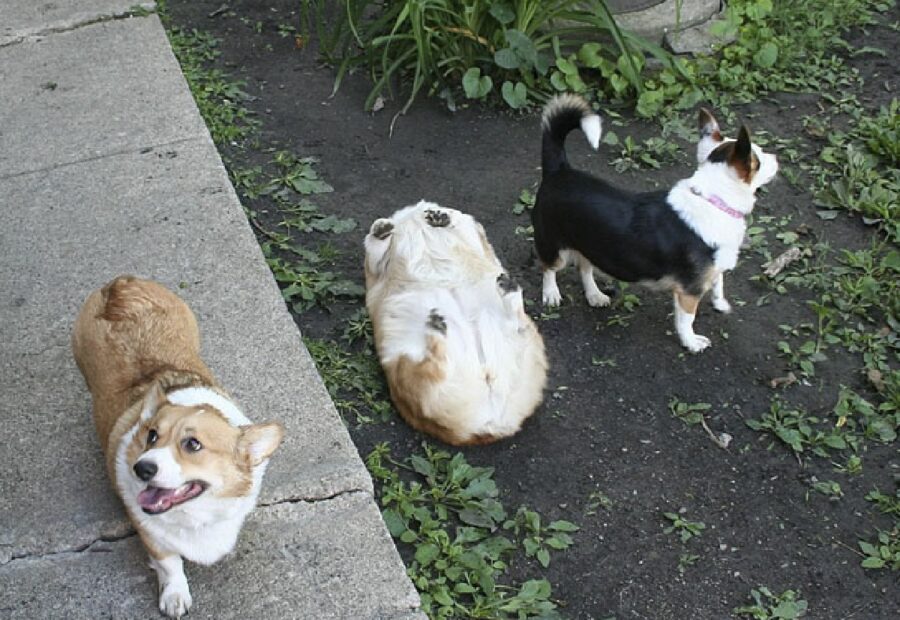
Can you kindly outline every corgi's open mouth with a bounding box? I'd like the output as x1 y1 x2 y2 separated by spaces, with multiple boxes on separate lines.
138 481 207 514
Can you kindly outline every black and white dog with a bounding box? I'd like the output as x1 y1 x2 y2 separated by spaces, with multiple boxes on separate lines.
531 94 778 352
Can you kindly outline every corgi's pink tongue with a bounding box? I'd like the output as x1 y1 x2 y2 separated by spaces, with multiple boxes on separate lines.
138 482 203 514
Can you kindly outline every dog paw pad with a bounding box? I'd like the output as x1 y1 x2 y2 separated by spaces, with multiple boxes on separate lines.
497 273 521 294
426 309 447 334
424 209 450 227
371 219 394 240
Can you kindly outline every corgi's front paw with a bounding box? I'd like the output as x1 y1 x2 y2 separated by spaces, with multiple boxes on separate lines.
681 333 711 353
159 582 192 618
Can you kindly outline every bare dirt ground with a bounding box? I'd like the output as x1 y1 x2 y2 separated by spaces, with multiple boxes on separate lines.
168 2 898 617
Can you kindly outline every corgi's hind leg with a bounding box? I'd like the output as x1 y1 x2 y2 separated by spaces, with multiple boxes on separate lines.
576 253 610 307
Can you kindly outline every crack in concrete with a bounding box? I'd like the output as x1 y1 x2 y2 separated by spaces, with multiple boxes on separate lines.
1 531 137 568
0 136 204 182
0 3 157 49
1 490 371 568
257 487 371 508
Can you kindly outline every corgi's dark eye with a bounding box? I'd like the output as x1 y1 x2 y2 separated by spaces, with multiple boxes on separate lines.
147 429 158 446
184 437 202 452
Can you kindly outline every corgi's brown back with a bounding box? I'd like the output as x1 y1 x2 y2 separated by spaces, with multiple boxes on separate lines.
72 276 215 453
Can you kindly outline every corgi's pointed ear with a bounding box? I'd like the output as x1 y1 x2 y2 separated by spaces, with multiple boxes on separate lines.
140 382 168 420
238 422 284 467
698 108 721 140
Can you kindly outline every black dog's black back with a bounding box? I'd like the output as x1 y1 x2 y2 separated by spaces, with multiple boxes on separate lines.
533 167 714 294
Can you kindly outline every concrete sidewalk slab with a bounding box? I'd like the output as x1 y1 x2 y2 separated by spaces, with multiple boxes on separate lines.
0 6 423 618
0 16 206 178
0 493 421 619
0 0 155 47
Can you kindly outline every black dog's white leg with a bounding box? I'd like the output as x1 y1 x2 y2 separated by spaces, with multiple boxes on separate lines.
710 272 731 313
577 254 610 307
674 291 711 353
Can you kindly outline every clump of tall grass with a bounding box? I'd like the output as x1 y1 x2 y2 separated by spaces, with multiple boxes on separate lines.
301 0 681 117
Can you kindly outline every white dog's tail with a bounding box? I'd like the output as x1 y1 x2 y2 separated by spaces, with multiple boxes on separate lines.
541 94 602 177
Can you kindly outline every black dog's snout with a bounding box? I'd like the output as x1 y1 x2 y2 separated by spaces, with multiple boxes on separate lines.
133 460 158 482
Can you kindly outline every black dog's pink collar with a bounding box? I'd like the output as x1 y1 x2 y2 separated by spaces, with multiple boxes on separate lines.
690 186 745 220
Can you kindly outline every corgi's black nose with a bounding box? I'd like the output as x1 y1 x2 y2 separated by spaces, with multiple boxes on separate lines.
133 460 157 481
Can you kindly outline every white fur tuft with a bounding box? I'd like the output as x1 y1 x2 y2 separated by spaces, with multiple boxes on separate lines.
580 115 602 150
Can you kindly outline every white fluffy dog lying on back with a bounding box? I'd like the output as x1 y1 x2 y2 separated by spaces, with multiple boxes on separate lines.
364 201 548 445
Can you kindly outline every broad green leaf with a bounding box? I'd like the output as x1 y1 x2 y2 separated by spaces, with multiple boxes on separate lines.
754 42 779 68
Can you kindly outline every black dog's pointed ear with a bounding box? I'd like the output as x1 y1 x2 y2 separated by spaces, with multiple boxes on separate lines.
733 125 752 160
698 108 721 139
728 125 754 182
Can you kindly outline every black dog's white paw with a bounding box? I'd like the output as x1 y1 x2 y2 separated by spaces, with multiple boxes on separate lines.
426 308 447 334
424 209 450 228
497 273 521 295
371 219 394 240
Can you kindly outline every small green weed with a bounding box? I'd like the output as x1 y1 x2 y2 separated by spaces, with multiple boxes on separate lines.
733 587 808 619
662 510 705 543
504 507 578 568
677 553 699 575
368 443 575 618
512 188 536 215
668 398 711 426
585 491 614 515
858 528 900 570
807 478 843 501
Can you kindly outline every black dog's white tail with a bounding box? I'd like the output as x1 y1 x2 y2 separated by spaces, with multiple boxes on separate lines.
541 94 602 177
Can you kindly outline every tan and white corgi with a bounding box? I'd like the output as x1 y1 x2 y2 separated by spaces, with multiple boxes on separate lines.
364 201 548 445
72 276 284 618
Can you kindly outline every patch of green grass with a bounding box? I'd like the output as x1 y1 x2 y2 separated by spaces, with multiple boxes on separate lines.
746 398 852 458
164 26 258 146
302 0 679 115
604 130 680 173
368 443 576 618
662 510 705 543
305 338 393 424
866 488 900 517
733 587 808 619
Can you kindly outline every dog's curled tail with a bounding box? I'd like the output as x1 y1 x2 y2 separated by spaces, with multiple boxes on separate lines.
99 275 167 322
541 94 601 177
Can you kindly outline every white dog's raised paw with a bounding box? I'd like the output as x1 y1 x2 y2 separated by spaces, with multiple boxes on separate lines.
681 334 712 353
159 582 192 619
370 218 394 240
712 298 732 314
